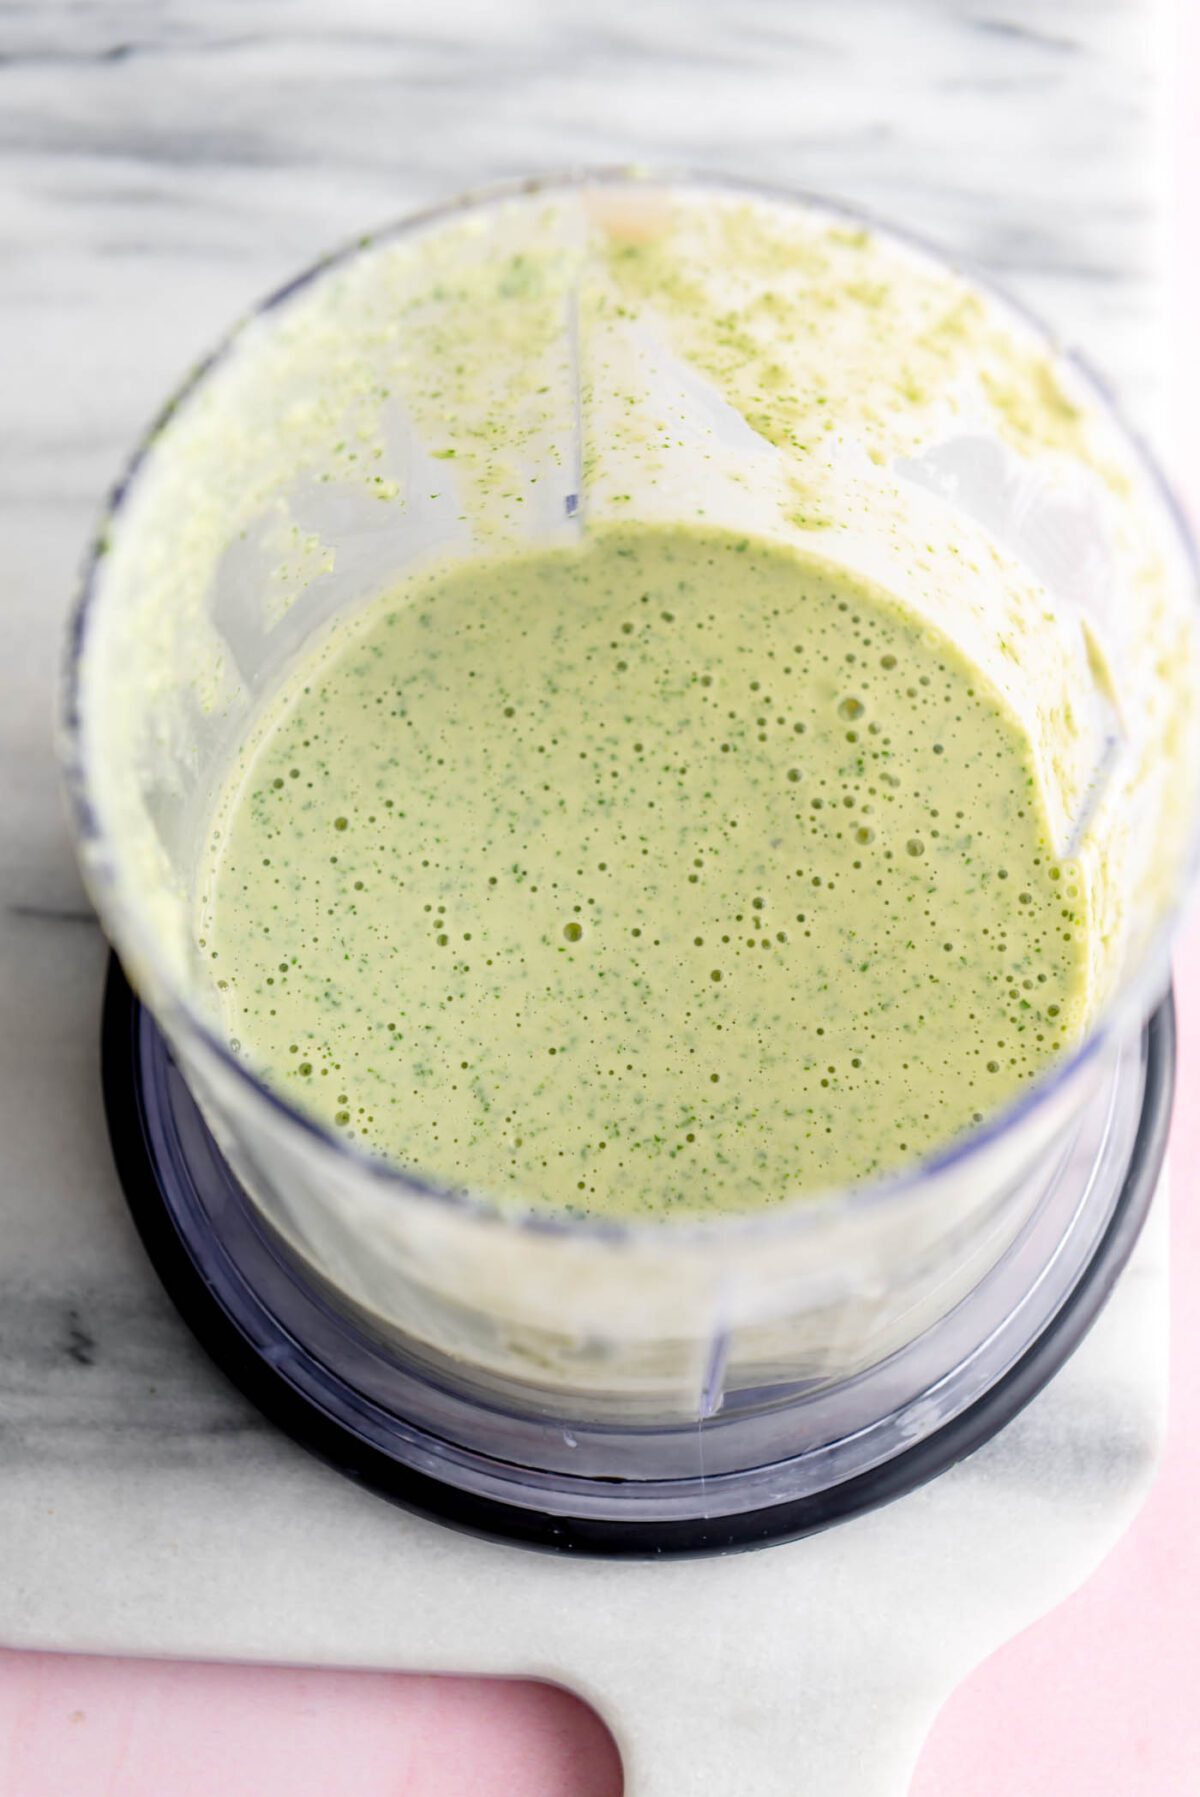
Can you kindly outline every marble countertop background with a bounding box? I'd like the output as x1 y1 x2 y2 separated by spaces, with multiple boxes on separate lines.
2 1 1197 1792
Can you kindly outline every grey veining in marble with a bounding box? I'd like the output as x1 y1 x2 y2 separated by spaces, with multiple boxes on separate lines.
0 4 1172 1793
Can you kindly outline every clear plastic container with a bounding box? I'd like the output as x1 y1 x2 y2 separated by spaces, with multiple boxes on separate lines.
61 174 1200 1513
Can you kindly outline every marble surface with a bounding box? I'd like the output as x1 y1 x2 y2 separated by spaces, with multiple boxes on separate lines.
0 1 1180 1793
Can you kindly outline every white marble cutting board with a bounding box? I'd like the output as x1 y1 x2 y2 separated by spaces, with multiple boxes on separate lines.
0 3 1173 1792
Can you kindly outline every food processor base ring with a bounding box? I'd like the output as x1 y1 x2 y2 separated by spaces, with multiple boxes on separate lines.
100 955 1174 1559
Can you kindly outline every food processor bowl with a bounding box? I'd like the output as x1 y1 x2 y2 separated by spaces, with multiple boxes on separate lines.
61 174 1200 1551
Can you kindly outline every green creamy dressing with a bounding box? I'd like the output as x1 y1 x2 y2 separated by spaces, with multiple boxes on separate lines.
199 524 1089 1218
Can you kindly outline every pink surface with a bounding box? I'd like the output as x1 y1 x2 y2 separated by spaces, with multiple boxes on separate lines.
0 1659 622 1796
4 28 1199 1797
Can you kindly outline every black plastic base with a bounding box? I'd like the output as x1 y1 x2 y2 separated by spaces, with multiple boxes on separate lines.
101 956 1174 1558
